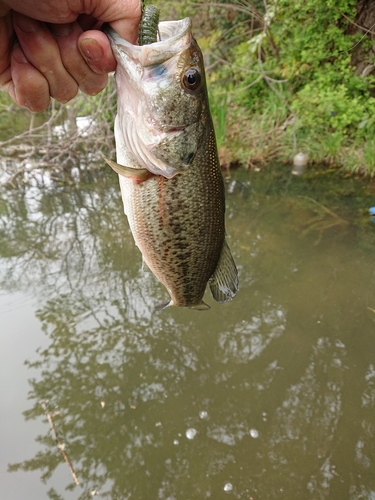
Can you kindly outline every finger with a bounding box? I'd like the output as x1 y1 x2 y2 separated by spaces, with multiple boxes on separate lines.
0 3 10 17
0 11 12 85
109 16 140 44
9 44 50 111
50 23 109 95
78 30 116 74
90 0 141 43
13 12 78 103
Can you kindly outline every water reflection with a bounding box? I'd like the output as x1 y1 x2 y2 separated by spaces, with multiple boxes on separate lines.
2 167 375 499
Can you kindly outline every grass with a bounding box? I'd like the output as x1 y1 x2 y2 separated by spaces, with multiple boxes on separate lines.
218 102 375 177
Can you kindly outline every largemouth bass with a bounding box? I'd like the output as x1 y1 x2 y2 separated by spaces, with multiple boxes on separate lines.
104 17 238 310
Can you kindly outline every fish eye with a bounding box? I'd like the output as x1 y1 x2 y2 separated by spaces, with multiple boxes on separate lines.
182 68 201 93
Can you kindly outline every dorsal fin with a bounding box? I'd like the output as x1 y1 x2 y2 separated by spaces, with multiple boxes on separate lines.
209 240 238 303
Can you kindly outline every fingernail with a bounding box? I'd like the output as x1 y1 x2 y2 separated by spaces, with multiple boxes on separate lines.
79 38 104 62
15 12 39 33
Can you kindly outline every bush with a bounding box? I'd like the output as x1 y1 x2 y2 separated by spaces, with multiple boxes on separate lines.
191 0 375 172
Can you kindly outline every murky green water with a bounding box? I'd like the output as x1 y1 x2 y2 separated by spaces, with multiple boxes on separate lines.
1 165 375 499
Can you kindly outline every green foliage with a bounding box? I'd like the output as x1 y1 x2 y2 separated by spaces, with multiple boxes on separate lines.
292 81 375 136
3 1 375 174
0 91 46 141
208 90 229 147
186 0 375 173
0 90 12 106
269 0 375 140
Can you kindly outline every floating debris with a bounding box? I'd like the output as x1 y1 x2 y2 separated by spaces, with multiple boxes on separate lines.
292 152 308 175
186 428 198 440
224 482 233 492
249 428 259 438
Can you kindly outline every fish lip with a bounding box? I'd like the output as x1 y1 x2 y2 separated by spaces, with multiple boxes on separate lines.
103 18 192 67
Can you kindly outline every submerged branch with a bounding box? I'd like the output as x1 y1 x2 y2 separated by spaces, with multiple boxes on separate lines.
295 196 350 245
40 401 80 486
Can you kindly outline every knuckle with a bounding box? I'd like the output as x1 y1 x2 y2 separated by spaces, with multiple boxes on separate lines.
80 75 108 96
51 83 78 103
20 95 50 112
15 78 50 112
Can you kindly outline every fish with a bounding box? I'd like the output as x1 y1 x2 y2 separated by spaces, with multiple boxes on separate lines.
104 17 238 310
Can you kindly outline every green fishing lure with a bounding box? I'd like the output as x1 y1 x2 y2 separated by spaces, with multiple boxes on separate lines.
139 2 160 45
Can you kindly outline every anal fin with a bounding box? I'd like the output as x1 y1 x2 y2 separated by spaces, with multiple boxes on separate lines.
209 240 238 303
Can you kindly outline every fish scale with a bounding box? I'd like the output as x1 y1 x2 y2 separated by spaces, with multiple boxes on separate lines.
104 17 238 309
120 127 225 307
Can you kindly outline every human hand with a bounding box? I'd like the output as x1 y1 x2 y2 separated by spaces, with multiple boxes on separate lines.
0 0 141 112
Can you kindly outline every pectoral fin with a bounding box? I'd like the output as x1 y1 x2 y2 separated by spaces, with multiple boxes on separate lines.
154 300 172 311
141 257 150 273
209 240 239 303
104 158 153 181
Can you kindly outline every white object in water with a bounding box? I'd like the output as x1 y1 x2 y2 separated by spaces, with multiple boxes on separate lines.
224 483 233 492
292 152 308 175
186 428 198 440
249 428 259 438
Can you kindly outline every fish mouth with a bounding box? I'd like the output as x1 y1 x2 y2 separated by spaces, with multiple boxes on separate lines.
104 18 192 67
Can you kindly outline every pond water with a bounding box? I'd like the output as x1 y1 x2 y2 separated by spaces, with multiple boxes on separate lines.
1 164 375 499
